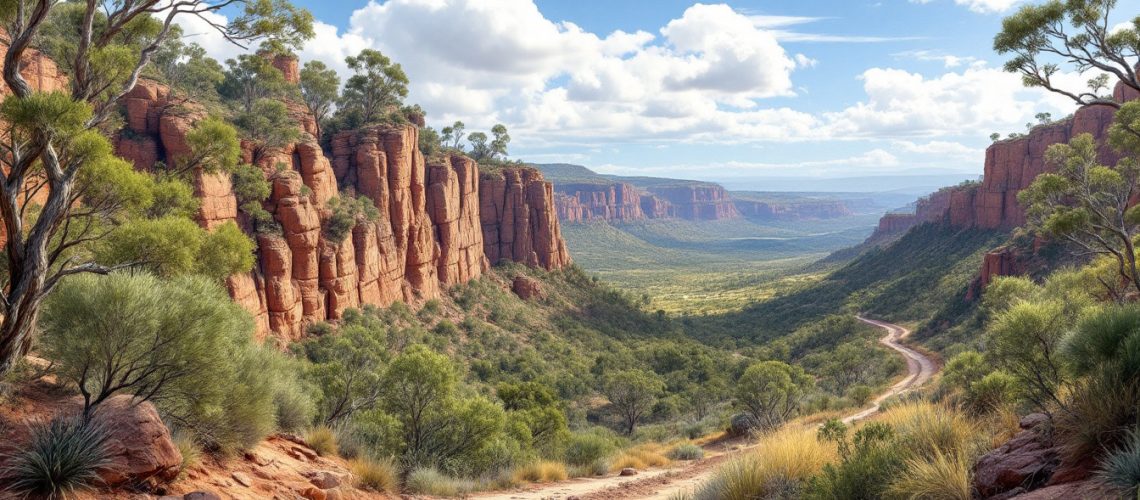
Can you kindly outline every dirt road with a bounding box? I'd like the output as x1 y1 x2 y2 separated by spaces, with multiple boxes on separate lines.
476 316 938 500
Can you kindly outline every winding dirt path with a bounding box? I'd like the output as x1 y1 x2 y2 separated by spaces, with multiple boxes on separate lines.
475 316 938 500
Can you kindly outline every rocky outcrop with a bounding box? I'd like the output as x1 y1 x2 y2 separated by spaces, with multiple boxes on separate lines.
873 82 1137 239
481 167 572 270
555 182 645 222
640 193 678 219
733 199 853 220
646 184 740 220
973 414 1059 499
85 395 183 487
112 80 567 341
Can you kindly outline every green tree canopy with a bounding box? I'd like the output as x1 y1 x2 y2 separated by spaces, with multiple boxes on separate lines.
734 360 813 430
601 369 664 435
299 60 340 139
339 49 409 126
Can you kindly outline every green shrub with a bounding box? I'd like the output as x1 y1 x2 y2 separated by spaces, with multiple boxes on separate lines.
669 443 704 460
847 385 875 406
1 417 111 499
1097 428 1140 496
41 273 279 452
405 467 473 497
564 431 618 467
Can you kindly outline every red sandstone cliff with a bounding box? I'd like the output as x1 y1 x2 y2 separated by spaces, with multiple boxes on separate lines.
646 185 740 220
555 182 646 222
112 75 567 341
481 168 572 270
733 200 853 220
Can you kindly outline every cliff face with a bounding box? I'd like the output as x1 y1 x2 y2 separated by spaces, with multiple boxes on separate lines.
875 82 1138 237
113 80 566 341
555 182 645 222
480 168 572 270
733 200 853 220
645 185 740 220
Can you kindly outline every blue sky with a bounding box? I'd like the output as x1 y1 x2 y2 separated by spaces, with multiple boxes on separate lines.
190 0 1140 188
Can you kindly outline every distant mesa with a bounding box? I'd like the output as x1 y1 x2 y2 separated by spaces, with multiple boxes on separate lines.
535 163 866 223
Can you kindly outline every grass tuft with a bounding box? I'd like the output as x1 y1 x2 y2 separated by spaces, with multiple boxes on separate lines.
405 467 475 497
1097 428 1140 496
669 443 705 461
693 426 836 500
886 450 972 500
513 461 569 483
351 456 399 492
1 416 112 499
304 425 338 457
610 443 670 472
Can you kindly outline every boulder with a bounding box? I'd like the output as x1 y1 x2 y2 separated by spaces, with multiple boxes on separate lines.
619 467 638 476
973 423 1059 498
84 395 183 487
512 276 545 301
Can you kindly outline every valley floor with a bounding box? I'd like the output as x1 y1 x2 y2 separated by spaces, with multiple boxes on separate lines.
476 316 938 500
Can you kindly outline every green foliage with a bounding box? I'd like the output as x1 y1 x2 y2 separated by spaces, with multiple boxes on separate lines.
300 323 387 424
441 121 466 150
0 417 111 499
1097 428 1140 497
669 443 704 460
234 98 301 163
985 300 1071 412
468 124 511 162
178 117 241 175
601 369 665 435
807 425 904 500
563 431 618 467
152 32 224 101
338 49 409 126
1020 133 1140 295
148 177 200 219
97 217 253 280
734 360 812 431
41 273 289 451
219 54 290 113
405 467 473 497
299 60 341 138
325 195 380 243
420 126 441 157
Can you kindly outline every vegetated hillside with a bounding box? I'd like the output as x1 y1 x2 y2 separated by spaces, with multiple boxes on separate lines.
563 215 881 314
688 223 1009 347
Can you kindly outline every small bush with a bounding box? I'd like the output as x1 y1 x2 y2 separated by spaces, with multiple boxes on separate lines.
305 426 338 457
564 431 618 467
1 417 112 499
847 385 875 406
610 443 669 472
1097 428 1140 496
886 450 972 500
696 427 835 500
351 456 399 492
568 457 611 478
513 461 569 483
669 443 705 460
172 430 201 475
405 467 474 497
881 402 981 459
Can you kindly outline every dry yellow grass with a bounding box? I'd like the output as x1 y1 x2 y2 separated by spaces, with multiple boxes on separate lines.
513 461 569 483
877 401 982 458
610 443 671 471
351 457 399 492
303 425 338 457
694 426 837 499
886 450 972 500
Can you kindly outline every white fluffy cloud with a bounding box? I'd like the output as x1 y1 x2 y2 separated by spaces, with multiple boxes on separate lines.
908 0 1022 13
178 0 1089 176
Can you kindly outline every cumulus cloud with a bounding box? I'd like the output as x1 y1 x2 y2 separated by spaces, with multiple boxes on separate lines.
178 0 1086 175
909 0 1023 14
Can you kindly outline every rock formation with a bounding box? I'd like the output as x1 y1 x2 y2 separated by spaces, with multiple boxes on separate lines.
85 395 184 487
733 199 853 220
481 167 572 270
112 80 567 341
645 184 740 220
555 182 646 222
550 179 740 223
